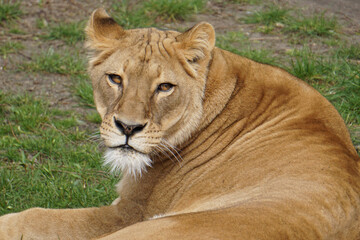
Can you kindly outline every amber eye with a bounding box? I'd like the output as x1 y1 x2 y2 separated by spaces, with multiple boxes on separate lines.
157 83 174 92
108 74 122 85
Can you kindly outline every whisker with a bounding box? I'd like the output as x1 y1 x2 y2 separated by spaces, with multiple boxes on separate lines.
162 139 181 151
161 140 183 164
159 142 183 167
154 145 179 166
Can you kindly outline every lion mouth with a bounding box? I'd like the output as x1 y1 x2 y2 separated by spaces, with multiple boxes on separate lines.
110 144 134 150
104 146 152 176
108 144 145 155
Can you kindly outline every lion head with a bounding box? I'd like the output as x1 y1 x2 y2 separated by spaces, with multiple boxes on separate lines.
85 9 215 176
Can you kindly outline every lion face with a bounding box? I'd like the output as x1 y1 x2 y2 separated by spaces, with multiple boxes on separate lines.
86 9 215 176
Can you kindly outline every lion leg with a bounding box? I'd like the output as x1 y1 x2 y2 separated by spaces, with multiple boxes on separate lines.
0 200 143 240
97 209 277 240
97 203 358 240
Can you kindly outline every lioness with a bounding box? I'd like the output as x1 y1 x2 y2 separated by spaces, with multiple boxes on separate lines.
1 8 359 239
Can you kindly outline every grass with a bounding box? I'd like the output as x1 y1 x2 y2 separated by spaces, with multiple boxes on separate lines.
21 49 86 75
72 75 96 108
285 12 338 37
36 18 47 29
0 1 22 24
245 4 289 26
0 41 23 58
227 0 259 3
320 56 360 125
288 47 322 82
86 111 102 124
245 4 338 38
41 22 85 45
143 0 206 21
111 0 207 28
217 30 277 65
111 1 154 29
1 0 359 216
335 43 360 60
217 31 249 44
0 92 118 215
326 72 360 125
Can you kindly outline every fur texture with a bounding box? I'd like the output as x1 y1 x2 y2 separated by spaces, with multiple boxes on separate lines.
0 8 360 240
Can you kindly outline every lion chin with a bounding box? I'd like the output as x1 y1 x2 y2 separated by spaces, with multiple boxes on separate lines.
103 148 152 177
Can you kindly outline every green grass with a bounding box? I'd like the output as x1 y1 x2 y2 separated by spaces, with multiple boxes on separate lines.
143 0 206 21
320 57 360 125
111 0 207 28
0 41 23 58
36 18 47 29
21 49 86 75
217 31 248 44
227 0 259 4
285 12 338 37
1 0 359 216
217 30 277 65
111 1 154 29
72 75 96 108
335 43 360 60
326 72 360 125
238 48 276 65
245 4 289 26
0 92 118 215
72 75 101 124
86 111 102 124
42 22 85 45
8 27 25 34
244 6 338 38
0 1 22 24
288 47 321 82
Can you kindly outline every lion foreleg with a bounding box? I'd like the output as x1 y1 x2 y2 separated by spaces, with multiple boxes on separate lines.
0 203 139 240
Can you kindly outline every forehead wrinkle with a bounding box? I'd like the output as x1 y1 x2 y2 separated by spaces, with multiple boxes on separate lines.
146 29 169 62
158 32 172 59
131 28 176 64
123 29 173 85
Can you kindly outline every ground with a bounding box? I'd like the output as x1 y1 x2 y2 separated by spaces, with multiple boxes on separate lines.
1 0 359 111
0 0 359 214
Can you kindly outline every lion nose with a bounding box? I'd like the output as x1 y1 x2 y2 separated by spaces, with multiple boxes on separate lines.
114 118 147 136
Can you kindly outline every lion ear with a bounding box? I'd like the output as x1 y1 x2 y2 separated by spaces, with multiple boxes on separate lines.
85 8 125 51
176 22 215 62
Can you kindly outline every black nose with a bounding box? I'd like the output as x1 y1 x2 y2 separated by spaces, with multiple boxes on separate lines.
114 118 147 136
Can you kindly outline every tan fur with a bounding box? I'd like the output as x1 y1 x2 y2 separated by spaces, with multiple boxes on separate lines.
1 8 360 239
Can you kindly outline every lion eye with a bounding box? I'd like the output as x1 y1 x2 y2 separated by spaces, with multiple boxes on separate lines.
187 56 199 64
157 83 174 92
108 74 122 85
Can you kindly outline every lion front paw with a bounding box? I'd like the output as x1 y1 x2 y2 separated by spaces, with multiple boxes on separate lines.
0 212 23 240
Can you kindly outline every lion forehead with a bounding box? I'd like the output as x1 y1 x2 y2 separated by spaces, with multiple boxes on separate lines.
91 28 179 68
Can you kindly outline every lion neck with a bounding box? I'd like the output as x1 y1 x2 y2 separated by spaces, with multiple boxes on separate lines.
171 48 262 171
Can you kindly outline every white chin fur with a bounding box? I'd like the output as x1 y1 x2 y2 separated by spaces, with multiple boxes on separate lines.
103 148 152 177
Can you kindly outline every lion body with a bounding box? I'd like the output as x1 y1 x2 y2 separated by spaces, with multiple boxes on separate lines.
0 8 360 240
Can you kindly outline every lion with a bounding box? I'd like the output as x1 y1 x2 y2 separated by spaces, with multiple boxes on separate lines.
0 8 360 239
